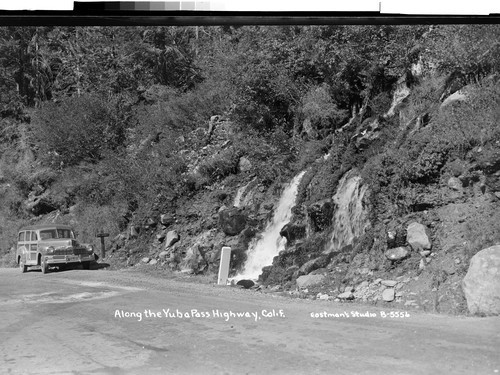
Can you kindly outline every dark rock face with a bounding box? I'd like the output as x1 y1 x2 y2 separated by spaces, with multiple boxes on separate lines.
279 223 306 244
307 199 333 232
218 207 247 236
236 279 255 289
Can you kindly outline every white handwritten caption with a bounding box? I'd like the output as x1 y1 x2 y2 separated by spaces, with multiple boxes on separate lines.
310 310 411 318
114 308 286 322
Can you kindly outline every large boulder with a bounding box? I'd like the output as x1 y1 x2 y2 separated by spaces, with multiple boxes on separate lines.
179 245 207 274
296 274 326 289
406 222 432 251
462 245 500 316
279 223 306 244
165 230 180 248
307 199 333 232
218 207 247 236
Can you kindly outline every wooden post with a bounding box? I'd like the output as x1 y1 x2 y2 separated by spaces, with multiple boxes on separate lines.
96 232 110 260
217 247 231 285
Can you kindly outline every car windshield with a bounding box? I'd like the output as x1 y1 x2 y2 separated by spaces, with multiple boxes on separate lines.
39 229 74 240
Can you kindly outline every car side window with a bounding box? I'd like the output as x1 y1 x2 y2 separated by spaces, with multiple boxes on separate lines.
18 232 25 242
31 232 38 241
25 231 31 242
40 230 56 240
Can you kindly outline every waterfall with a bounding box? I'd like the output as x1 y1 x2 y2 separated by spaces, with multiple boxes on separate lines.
327 170 369 253
235 171 306 281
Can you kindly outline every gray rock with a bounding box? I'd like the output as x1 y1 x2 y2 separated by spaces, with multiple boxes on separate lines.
218 207 247 236
296 274 326 289
385 247 410 261
448 177 463 191
298 256 330 276
238 157 252 172
165 230 180 248
337 291 354 300
406 222 432 251
141 257 150 263
158 251 169 260
462 245 500 316
149 259 158 265
317 293 330 300
382 288 395 302
280 223 306 245
381 280 398 287
160 213 175 226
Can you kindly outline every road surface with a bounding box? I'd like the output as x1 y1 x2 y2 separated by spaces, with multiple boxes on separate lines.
0 267 499 375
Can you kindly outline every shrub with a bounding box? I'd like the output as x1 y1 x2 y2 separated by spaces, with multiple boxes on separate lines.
31 94 128 167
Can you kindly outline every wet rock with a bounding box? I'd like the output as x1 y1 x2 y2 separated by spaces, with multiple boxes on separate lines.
307 199 334 232
382 288 395 302
406 222 432 251
165 231 180 248
296 274 326 289
462 245 500 316
384 247 410 261
236 279 255 289
279 223 306 244
218 207 247 236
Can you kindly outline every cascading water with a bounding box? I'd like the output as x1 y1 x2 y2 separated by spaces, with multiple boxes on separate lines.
235 171 306 281
327 170 370 253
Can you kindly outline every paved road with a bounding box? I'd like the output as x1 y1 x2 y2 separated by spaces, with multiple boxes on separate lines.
0 267 499 375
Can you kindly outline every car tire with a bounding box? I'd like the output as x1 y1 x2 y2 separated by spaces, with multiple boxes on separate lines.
20 259 27 273
82 261 90 270
41 260 48 274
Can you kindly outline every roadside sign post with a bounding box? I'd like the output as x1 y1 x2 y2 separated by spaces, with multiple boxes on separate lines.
218 247 231 285
96 232 109 260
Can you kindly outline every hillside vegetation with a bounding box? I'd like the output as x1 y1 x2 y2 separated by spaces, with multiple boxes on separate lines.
1 25 499 314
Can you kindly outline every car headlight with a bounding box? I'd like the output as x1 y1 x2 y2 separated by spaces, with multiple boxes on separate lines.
46 246 55 254
86 244 94 253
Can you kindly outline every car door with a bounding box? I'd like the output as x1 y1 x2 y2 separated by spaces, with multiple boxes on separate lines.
29 231 38 262
17 231 27 262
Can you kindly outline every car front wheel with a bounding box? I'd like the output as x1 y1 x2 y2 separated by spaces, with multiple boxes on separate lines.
20 259 27 273
41 260 48 274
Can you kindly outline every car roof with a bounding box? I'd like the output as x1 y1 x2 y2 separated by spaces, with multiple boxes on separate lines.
19 224 74 232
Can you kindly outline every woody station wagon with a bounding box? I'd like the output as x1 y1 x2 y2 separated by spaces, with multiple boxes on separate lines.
16 224 95 274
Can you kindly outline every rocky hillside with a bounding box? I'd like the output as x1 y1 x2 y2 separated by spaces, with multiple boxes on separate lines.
1 25 499 316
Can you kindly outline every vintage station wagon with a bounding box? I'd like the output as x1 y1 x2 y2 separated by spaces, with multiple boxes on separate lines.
16 224 95 274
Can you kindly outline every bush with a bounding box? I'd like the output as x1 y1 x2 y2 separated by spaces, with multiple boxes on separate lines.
31 94 128 167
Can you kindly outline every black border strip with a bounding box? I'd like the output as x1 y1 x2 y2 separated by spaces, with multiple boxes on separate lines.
0 11 499 26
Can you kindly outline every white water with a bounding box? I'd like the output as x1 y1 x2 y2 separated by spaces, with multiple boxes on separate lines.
235 171 306 280
327 170 370 253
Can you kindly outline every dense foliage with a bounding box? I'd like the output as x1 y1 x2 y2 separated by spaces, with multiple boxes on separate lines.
0 24 499 251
